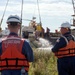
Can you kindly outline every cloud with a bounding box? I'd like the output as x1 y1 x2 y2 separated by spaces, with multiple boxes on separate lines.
19 1 73 17
0 0 74 31
0 0 73 16
39 2 73 16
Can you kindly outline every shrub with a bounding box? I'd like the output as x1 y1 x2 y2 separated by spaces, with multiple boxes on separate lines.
29 48 58 75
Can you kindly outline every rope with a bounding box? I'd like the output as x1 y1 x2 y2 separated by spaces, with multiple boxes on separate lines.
0 0 9 27
72 0 75 15
37 0 42 26
20 0 24 37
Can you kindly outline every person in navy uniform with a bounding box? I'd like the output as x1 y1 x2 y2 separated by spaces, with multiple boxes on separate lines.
0 15 34 75
52 22 75 75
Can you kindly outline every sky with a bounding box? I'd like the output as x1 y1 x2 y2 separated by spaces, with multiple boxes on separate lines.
0 0 74 32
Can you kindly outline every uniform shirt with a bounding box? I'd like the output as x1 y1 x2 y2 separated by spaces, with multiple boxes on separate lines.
52 32 75 53
0 32 34 62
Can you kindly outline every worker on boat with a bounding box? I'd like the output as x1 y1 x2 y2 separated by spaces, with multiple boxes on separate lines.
22 31 30 43
52 22 75 75
0 15 34 75
29 17 37 31
45 27 50 39
36 23 42 37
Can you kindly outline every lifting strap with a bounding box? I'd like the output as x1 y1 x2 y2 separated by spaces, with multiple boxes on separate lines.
0 0 9 27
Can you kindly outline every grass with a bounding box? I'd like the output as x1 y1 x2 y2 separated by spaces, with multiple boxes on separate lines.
29 48 58 75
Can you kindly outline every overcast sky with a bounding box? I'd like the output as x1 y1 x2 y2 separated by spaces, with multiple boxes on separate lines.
0 0 74 32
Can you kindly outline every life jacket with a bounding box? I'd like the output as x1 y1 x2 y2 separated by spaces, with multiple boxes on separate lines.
0 36 29 72
36 25 42 32
55 35 75 58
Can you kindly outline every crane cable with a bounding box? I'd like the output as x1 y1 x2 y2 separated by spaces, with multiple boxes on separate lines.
37 0 42 26
72 0 75 15
20 0 23 37
0 0 9 27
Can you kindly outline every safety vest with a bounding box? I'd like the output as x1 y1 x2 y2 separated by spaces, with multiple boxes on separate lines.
55 36 75 58
0 36 29 71
36 25 42 32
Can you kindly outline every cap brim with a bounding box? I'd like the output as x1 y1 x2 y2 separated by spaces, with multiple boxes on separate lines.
7 18 21 23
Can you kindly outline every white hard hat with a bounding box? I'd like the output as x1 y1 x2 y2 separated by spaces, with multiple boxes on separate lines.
60 22 71 28
7 15 21 23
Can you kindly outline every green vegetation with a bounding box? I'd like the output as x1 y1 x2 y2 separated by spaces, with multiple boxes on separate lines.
29 48 58 75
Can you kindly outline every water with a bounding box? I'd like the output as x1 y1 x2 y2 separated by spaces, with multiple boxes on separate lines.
37 46 53 51
37 38 53 51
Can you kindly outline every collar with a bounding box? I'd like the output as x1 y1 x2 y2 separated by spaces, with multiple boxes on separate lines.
9 32 18 36
63 32 71 36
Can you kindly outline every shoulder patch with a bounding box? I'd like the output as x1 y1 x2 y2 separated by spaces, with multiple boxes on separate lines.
56 38 60 42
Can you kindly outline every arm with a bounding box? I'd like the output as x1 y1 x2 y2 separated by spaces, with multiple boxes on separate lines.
52 37 67 53
0 42 2 55
22 41 34 62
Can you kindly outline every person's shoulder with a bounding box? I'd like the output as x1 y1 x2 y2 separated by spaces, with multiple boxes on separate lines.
56 36 64 42
1 37 7 41
56 36 67 44
0 37 7 44
70 34 75 41
22 39 30 45
64 34 75 41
